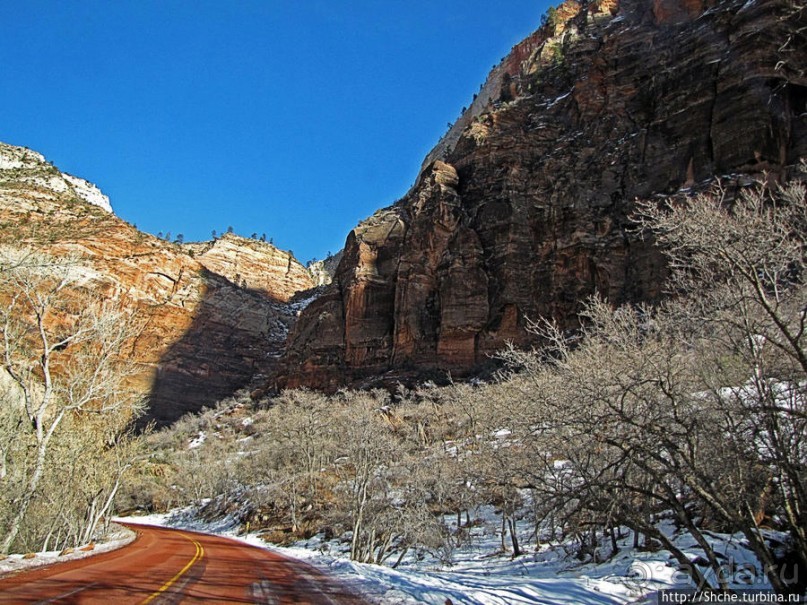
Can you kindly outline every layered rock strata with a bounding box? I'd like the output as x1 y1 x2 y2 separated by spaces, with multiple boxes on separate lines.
0 142 314 424
280 0 807 389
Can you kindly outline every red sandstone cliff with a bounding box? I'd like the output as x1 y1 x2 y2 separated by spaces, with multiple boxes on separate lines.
280 0 807 390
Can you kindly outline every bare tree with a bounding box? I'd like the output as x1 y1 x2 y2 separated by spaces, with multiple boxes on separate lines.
635 176 807 593
487 176 806 592
0 247 144 553
327 390 399 562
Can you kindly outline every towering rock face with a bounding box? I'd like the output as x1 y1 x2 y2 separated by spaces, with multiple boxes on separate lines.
0 142 314 424
281 0 807 390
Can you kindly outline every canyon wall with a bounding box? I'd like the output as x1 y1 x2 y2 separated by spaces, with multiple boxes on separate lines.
280 0 807 389
0 142 314 424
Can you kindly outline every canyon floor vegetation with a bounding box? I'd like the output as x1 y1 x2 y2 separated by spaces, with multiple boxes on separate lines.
121 175 806 597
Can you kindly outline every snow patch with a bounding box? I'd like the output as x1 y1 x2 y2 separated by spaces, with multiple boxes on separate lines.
0 524 136 578
124 483 785 605
127 505 780 605
188 431 206 449
546 91 572 108
289 293 319 315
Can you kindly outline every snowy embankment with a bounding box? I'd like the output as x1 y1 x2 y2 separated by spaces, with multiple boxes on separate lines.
0 524 136 577
124 506 774 605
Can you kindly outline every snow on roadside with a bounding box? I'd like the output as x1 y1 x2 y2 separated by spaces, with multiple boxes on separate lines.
267 546 632 605
124 508 639 604
123 506 777 605
0 524 136 577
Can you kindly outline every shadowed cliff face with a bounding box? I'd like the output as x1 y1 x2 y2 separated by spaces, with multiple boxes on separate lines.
145 272 293 426
279 0 807 390
0 143 315 424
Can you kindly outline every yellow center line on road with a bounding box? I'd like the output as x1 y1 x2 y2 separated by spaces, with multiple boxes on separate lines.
140 535 204 604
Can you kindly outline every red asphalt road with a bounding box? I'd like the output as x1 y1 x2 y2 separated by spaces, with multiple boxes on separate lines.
0 523 369 604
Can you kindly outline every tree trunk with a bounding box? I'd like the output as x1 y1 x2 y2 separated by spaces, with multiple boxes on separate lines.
392 546 409 569
508 516 521 558
2 432 50 553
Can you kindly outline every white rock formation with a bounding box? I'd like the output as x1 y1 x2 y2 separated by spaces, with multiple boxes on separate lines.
0 142 113 213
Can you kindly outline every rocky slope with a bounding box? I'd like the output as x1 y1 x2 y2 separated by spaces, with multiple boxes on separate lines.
0 144 113 213
0 142 314 424
186 234 313 303
280 0 807 390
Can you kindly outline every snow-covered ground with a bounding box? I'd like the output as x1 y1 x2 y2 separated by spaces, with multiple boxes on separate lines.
0 524 135 577
124 507 775 604
288 292 320 315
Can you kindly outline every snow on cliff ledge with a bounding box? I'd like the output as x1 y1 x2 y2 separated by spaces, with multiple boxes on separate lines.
0 142 113 213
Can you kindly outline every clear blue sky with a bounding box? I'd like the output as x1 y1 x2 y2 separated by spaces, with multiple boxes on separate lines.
0 1 550 263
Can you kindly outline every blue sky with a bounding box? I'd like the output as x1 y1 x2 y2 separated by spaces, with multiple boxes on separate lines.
1 1 550 263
